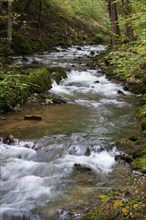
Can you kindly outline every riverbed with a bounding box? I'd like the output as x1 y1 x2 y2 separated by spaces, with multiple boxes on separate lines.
0 45 145 220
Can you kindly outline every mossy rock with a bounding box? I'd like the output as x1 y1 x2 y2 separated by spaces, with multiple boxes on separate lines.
48 66 67 84
0 66 67 112
128 136 139 142
28 67 67 92
28 67 52 92
116 139 138 154
132 144 146 158
131 154 146 172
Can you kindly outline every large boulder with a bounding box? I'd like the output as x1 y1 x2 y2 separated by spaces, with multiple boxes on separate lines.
0 66 67 112
131 154 146 173
28 67 52 92
48 66 67 84
74 163 92 172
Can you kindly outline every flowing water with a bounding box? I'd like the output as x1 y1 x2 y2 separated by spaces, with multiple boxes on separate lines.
0 45 145 220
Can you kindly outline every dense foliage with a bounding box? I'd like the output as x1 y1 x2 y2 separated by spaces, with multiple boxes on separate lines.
107 0 146 80
0 0 110 55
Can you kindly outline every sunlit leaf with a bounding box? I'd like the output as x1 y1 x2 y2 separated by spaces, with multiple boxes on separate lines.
122 207 129 215
133 204 139 209
98 194 110 203
113 200 123 209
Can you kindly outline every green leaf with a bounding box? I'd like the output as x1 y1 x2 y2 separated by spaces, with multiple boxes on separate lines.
98 194 110 203
113 200 123 209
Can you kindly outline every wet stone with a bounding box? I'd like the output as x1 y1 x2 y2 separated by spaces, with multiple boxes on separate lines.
117 90 126 95
74 163 92 172
2 135 18 145
77 47 82 50
24 115 42 120
90 51 95 55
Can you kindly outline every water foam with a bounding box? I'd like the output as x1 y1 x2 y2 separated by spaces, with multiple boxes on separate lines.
0 138 116 218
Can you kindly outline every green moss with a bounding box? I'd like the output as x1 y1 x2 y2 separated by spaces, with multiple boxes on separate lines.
0 72 5 81
142 94 146 104
81 208 115 220
132 142 146 158
139 107 146 131
116 139 138 154
132 154 146 171
49 66 67 84
0 66 67 112
137 101 146 131
28 67 52 92
141 118 146 130
0 75 30 112
128 136 138 142
138 104 146 118
94 33 105 44
28 66 67 92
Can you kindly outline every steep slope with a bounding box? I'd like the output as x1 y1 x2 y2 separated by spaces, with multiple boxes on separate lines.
0 0 110 54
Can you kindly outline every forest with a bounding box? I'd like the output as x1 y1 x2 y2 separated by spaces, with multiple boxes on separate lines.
0 0 146 220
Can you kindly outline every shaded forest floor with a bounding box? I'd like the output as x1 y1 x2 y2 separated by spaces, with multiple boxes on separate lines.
0 0 108 56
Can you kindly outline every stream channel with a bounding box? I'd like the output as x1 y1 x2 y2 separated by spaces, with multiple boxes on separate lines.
0 45 145 220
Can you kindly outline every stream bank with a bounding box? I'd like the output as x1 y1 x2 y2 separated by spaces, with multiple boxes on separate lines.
0 0 109 57
91 47 146 174
80 46 146 220
0 66 67 113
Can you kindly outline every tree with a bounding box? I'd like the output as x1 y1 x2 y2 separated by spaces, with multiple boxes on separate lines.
16 0 34 30
38 0 42 29
108 0 120 46
121 0 134 41
7 0 13 43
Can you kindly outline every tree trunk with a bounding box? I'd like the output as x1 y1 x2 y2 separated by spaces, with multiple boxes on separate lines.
108 0 120 45
121 0 134 41
38 0 42 29
7 0 13 43
16 0 34 30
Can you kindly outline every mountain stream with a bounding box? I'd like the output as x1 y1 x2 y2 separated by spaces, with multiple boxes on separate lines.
0 45 145 220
